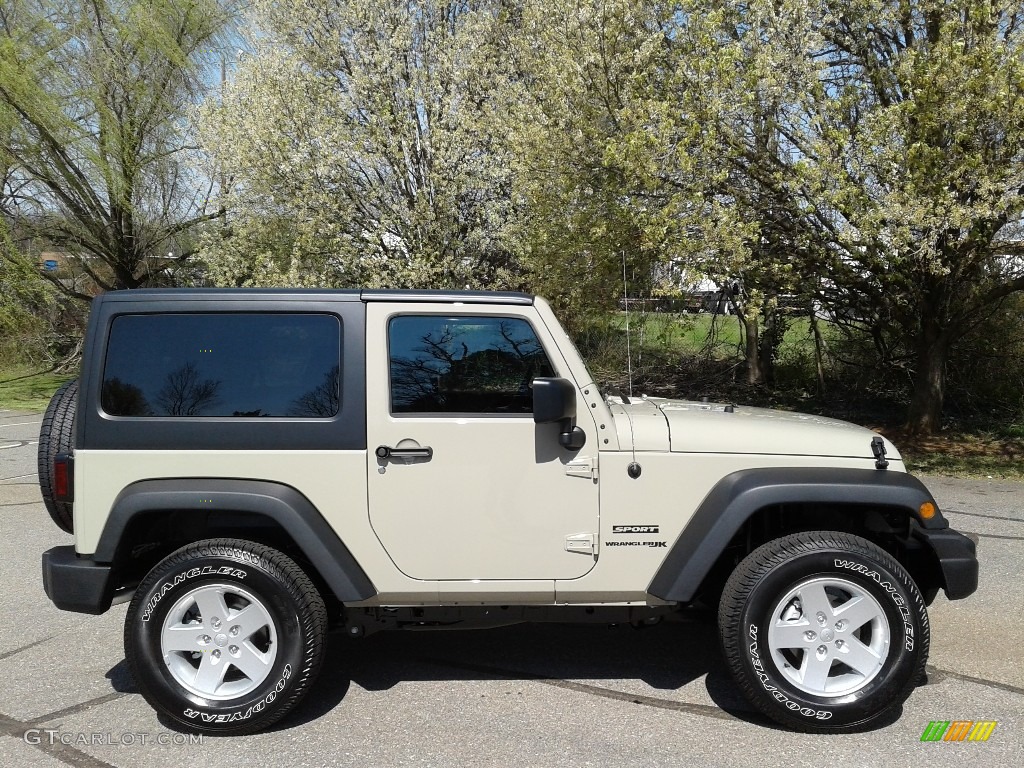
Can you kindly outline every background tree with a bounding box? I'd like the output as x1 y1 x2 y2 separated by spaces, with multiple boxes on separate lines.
200 0 522 290
503 1 664 323
0 218 57 363
0 0 236 298
510 0 797 386
805 0 1024 433
618 0 1024 430
2 0 1019 435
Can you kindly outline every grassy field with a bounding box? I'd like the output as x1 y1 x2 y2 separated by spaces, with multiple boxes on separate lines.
0 368 74 412
606 310 745 353
602 311 819 366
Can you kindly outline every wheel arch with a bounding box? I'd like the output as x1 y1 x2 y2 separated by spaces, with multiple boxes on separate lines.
648 467 948 604
97 479 376 604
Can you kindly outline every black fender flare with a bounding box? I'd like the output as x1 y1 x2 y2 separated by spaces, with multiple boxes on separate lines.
96 479 376 602
647 467 947 603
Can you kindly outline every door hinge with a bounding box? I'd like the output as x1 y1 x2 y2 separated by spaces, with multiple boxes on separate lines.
565 456 598 480
565 532 598 555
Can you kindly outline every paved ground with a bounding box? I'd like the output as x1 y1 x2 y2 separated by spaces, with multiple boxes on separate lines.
1 408 1022 767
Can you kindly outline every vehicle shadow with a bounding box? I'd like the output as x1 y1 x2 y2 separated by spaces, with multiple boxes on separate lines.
280 619 773 730
107 620 907 733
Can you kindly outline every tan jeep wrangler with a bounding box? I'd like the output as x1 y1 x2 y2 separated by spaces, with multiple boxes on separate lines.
39 289 977 734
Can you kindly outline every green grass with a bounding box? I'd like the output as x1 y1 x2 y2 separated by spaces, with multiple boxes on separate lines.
889 427 1024 481
605 311 819 358
606 311 743 355
0 368 71 412
902 452 1024 481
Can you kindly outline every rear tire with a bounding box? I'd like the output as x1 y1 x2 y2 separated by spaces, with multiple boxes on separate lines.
37 379 77 533
719 531 929 732
125 539 327 735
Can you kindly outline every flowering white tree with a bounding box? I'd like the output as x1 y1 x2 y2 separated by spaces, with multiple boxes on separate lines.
200 0 521 290
610 0 1024 430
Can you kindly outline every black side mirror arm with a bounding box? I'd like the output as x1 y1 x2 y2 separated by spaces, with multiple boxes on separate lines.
559 425 586 451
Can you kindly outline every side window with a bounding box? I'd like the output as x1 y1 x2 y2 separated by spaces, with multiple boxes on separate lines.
388 315 555 414
101 314 341 417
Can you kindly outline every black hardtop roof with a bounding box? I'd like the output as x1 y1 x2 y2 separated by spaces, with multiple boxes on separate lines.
96 288 535 305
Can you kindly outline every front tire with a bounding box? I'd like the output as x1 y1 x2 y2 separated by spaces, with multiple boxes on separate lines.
719 531 929 732
125 539 327 735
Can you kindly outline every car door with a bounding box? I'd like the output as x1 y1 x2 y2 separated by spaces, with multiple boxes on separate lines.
365 302 600 581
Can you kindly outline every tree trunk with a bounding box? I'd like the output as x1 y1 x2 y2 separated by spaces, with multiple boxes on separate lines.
906 321 951 435
744 315 767 385
809 309 826 395
744 307 786 386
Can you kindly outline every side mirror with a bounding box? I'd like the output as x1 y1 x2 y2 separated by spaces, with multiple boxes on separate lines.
532 377 586 451
532 377 575 423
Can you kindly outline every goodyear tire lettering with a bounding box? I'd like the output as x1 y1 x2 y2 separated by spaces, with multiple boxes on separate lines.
182 665 292 723
747 624 832 720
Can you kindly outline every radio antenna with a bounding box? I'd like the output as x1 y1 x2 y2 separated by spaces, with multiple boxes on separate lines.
622 251 634 400
622 251 641 479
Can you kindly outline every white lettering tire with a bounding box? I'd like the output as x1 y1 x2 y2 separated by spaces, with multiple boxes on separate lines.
125 539 327 734
719 531 929 732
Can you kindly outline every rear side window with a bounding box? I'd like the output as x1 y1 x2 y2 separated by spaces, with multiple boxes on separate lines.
102 314 341 417
388 315 555 414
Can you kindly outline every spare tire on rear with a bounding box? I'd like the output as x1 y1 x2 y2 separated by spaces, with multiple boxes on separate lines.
38 379 77 533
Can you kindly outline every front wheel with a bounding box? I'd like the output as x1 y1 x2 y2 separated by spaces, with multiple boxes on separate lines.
719 531 929 732
125 539 327 734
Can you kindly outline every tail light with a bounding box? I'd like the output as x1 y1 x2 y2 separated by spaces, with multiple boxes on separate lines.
54 454 73 502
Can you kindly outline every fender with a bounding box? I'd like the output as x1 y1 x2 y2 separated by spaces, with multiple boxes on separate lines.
647 467 947 603
96 479 376 602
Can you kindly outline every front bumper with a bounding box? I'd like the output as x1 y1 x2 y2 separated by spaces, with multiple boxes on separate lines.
913 527 979 600
42 546 117 614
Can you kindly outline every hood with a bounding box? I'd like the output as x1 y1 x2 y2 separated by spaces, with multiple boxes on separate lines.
607 396 900 461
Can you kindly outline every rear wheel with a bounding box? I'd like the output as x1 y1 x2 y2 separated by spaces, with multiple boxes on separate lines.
125 539 327 734
719 531 929 732
37 379 77 533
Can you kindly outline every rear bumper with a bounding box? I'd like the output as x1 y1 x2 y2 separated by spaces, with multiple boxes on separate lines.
913 527 979 600
42 546 117 614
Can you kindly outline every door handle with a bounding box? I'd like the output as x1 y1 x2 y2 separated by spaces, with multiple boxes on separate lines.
375 445 433 460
